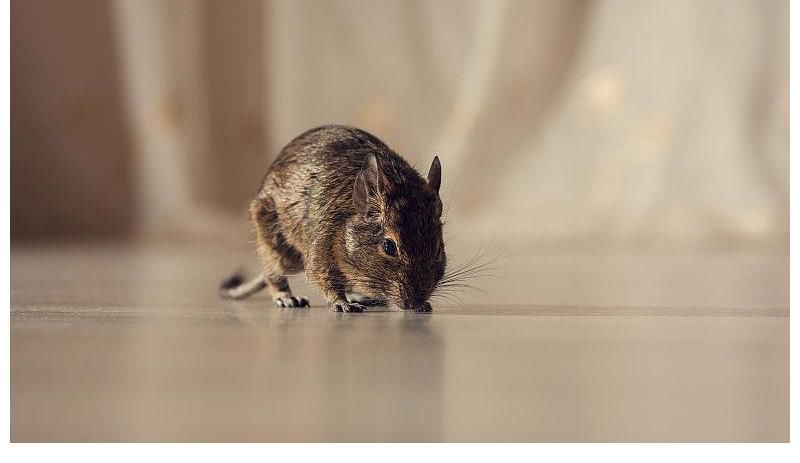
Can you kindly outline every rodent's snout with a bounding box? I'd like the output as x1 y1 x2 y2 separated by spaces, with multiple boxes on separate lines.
402 299 425 311
400 288 430 311
399 268 437 310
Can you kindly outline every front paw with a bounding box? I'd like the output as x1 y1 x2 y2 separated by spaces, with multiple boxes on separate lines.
275 296 310 308
329 300 365 313
347 294 388 307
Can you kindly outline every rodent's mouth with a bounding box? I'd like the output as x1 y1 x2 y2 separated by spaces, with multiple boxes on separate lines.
399 299 427 311
385 297 416 311
382 290 428 311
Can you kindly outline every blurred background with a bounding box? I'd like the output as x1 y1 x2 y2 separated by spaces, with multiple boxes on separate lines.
11 0 788 253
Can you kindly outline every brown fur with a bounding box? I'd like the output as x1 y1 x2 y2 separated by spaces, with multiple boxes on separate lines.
220 125 446 312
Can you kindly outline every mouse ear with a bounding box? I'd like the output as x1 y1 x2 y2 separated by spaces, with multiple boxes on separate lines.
427 156 441 193
353 154 384 222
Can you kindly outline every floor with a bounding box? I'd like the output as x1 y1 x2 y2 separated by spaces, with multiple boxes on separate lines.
10 243 789 442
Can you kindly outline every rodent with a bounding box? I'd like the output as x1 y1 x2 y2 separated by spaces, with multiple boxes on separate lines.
220 125 446 313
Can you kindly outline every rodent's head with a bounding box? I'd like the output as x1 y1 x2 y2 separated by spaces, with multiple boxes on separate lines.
345 153 446 310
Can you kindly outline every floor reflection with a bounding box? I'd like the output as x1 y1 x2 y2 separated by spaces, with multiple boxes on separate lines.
10 245 789 442
87 307 448 441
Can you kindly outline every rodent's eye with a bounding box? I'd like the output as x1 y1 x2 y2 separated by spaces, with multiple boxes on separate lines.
382 238 397 257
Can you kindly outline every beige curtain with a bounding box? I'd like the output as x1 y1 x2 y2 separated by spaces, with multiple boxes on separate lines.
13 0 788 253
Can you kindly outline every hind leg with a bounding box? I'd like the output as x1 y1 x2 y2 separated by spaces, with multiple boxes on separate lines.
250 198 309 308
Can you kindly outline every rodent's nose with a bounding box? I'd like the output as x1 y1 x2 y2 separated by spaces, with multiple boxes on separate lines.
401 279 430 310
403 298 426 311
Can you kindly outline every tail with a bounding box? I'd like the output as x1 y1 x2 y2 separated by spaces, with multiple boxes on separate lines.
219 271 267 300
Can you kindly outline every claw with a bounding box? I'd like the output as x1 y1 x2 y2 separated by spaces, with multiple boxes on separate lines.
329 301 365 313
345 303 365 313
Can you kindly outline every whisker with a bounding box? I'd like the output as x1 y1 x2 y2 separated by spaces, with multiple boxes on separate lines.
429 240 508 305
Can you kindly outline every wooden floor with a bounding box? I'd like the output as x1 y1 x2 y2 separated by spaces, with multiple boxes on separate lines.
10 243 789 442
